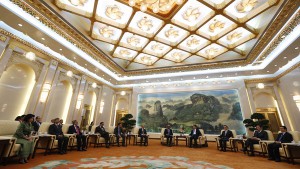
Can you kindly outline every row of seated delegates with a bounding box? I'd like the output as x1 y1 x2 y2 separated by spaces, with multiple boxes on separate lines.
48 118 69 155
243 124 268 156
13 114 36 164
268 126 293 162
67 120 87 151
138 125 148 146
95 122 110 148
189 125 202 148
218 125 234 152
114 123 126 147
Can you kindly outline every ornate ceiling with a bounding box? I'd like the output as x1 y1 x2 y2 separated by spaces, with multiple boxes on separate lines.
43 0 283 72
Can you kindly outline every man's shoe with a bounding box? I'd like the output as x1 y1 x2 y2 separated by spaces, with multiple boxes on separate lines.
248 153 255 156
59 151 64 155
268 157 274 161
275 159 281 162
82 148 87 151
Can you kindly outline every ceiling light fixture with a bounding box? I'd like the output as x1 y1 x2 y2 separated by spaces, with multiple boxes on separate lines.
25 52 36 60
128 0 183 13
18 23 22 27
182 7 200 22
120 91 126 96
256 83 265 89
92 82 97 88
295 47 299 50
41 38 45 40
66 70 73 77
137 17 153 31
236 0 258 13
105 5 123 20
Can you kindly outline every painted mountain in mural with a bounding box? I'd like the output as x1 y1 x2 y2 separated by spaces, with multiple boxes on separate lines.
137 90 245 135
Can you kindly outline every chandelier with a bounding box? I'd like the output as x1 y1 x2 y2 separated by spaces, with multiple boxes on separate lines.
128 0 183 13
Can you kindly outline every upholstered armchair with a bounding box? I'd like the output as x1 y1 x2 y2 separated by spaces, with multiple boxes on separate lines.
133 127 149 146
198 129 208 147
274 131 299 162
244 130 274 156
215 130 237 151
0 120 22 163
160 128 175 145
37 122 57 154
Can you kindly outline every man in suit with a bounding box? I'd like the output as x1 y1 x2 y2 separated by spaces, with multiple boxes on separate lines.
32 116 42 132
218 125 234 152
48 118 69 154
67 120 87 151
189 125 202 148
268 126 293 162
138 125 148 146
164 125 173 147
95 122 110 148
114 123 125 147
243 124 268 156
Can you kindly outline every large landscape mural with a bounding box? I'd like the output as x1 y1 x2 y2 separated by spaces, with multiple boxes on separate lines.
137 89 245 135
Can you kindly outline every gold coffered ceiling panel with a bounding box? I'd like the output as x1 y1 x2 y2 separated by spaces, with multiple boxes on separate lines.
36 0 288 73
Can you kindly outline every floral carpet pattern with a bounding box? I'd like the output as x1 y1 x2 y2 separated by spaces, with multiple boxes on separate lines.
31 156 233 169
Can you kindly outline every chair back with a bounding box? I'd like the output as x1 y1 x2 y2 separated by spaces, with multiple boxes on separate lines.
108 126 115 133
133 127 139 134
62 124 71 134
161 128 166 135
0 120 20 136
91 126 97 133
265 130 274 141
199 129 205 136
289 131 300 142
38 122 52 133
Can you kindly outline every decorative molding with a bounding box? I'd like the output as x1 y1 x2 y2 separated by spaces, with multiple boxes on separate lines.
6 52 44 80
0 34 7 42
58 71 78 89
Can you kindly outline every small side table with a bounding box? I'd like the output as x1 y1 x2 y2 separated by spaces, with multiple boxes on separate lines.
126 135 136 145
0 138 10 165
230 138 244 152
87 134 99 148
175 135 188 146
34 135 53 156
286 144 300 164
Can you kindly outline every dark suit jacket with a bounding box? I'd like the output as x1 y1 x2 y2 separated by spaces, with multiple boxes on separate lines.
32 121 41 132
164 128 173 137
114 126 124 136
48 124 64 138
189 128 202 137
95 126 108 135
253 130 268 140
138 128 147 137
219 130 233 139
67 125 82 135
276 132 293 143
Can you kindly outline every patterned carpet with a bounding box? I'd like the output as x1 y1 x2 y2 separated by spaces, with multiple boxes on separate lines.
32 156 232 169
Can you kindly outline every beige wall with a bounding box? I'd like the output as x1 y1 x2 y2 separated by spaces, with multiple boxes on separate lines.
0 64 35 120
278 68 300 131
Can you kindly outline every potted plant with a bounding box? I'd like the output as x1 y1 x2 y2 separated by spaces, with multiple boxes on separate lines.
120 114 136 134
243 113 269 131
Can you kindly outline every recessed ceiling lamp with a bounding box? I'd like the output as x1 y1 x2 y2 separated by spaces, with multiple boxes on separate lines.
92 82 97 88
182 7 200 22
18 23 22 27
256 83 265 89
66 70 73 77
209 20 224 33
165 27 179 39
99 26 114 38
128 0 183 13
68 0 86 6
127 36 140 47
295 47 299 50
105 5 123 20
236 0 257 13
137 17 153 31
120 91 126 96
25 52 36 60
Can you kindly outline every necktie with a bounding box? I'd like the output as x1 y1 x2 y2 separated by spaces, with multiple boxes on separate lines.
278 133 284 141
142 128 144 134
75 126 80 134
118 127 120 135
225 130 227 136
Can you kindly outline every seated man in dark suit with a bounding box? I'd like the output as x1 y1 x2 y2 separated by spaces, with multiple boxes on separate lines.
268 126 293 162
138 125 148 146
164 125 173 147
243 124 268 156
32 116 42 132
218 125 234 152
114 123 125 147
48 118 69 154
67 120 87 151
189 125 201 148
95 122 110 148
